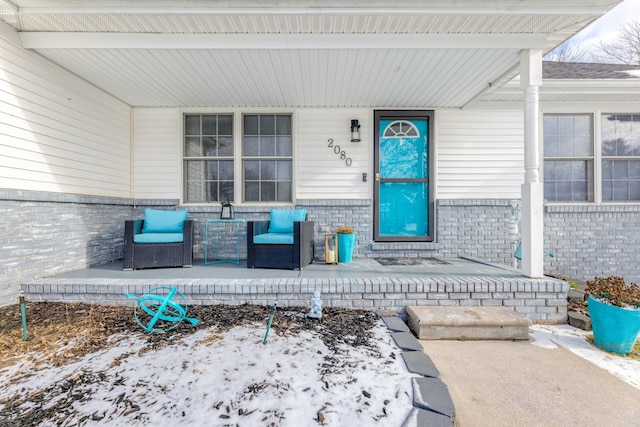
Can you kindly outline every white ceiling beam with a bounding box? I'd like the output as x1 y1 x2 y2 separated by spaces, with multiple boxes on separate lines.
20 32 548 50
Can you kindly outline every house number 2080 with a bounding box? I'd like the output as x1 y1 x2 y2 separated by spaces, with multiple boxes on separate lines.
327 138 352 166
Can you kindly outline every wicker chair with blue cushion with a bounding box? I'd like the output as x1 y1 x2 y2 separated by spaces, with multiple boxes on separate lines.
247 209 315 270
123 209 193 270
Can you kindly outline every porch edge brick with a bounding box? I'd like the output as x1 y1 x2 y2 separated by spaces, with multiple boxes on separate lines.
21 276 568 323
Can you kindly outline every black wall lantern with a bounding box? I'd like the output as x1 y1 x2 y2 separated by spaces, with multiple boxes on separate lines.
350 119 361 142
220 201 234 219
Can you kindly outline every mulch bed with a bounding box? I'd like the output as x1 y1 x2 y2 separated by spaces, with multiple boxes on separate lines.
0 302 383 426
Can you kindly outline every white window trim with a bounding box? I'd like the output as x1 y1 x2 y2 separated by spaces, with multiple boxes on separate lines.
180 108 297 206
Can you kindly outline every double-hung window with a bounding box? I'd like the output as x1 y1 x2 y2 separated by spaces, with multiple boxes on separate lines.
183 113 293 203
242 114 292 202
543 114 594 202
601 114 640 201
543 112 640 203
184 114 234 203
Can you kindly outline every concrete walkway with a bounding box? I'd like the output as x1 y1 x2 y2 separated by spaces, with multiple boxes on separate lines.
421 338 640 426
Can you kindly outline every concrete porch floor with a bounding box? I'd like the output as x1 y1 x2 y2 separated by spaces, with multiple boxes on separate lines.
22 257 569 324
44 256 523 280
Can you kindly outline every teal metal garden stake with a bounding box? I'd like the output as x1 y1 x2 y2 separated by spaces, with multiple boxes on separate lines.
263 300 278 344
19 294 28 341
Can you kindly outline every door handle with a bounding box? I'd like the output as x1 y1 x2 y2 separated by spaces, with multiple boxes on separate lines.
375 173 380 182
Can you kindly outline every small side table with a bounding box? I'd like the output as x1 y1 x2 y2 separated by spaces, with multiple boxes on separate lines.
205 219 246 265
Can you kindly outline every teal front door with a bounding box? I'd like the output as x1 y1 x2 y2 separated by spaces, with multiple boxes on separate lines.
374 110 434 242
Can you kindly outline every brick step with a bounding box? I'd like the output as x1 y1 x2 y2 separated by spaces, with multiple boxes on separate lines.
406 306 531 340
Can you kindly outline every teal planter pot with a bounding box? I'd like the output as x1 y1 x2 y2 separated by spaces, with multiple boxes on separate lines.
588 295 640 355
337 233 356 263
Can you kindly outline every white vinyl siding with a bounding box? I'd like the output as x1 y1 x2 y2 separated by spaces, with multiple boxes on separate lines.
0 40 131 197
436 110 524 199
132 108 181 199
296 108 370 200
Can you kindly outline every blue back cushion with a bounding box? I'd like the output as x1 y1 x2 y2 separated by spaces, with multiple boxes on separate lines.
268 209 306 233
142 209 188 233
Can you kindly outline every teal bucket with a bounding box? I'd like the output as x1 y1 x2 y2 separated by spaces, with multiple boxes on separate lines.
588 295 640 355
337 233 356 263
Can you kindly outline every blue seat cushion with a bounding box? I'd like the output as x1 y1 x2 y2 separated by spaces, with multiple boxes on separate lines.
142 209 188 233
134 233 184 243
253 233 294 245
267 209 306 233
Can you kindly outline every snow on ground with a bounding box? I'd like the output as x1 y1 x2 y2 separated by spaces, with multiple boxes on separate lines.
0 320 417 426
530 324 640 390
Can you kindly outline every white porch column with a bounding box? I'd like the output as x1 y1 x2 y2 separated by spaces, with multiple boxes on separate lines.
520 49 544 278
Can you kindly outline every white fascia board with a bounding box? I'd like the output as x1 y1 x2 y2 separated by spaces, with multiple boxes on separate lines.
0 16 21 46
19 32 548 50
495 79 640 95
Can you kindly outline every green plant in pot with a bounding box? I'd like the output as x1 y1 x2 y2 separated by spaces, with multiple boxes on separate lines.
335 226 356 263
586 276 640 355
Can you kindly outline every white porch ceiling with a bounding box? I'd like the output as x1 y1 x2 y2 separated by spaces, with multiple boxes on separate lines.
0 0 623 108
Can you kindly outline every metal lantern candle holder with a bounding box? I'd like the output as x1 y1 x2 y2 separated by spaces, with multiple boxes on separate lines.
220 202 234 219
325 234 338 264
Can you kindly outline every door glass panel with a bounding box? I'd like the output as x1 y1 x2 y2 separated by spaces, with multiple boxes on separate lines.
379 182 428 237
380 120 428 179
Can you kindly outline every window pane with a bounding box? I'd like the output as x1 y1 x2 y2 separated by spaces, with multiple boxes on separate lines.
573 180 588 201
220 181 234 202
260 115 276 135
219 160 234 180
544 181 557 201
277 182 292 201
245 182 259 201
243 136 259 156
574 134 592 157
544 161 557 181
185 115 200 135
261 160 276 180
603 160 613 180
244 115 259 135
185 137 201 157
260 182 276 200
218 136 233 157
218 115 233 135
202 136 217 156
260 136 276 156
614 160 629 180
207 160 219 180
244 160 259 180
276 136 293 156
277 160 292 180
202 115 217 135
631 160 640 179
276 115 291 135
543 115 557 138
630 181 640 200
544 135 559 157
613 181 628 200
